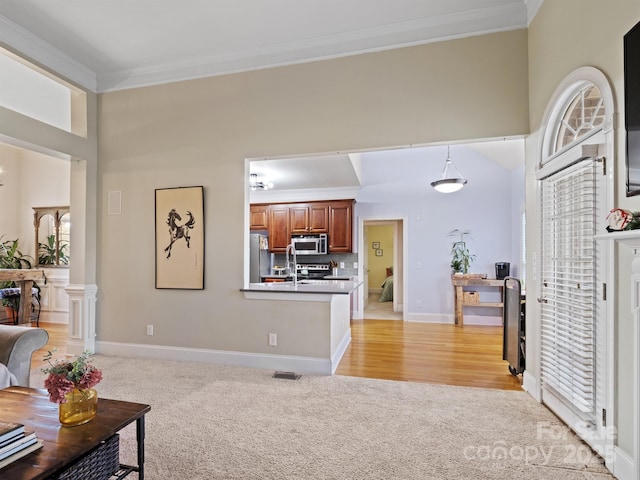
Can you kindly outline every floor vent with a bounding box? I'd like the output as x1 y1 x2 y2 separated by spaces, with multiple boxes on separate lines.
273 371 301 380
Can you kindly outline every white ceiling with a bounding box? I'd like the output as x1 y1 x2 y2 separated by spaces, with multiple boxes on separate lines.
250 139 525 193
0 0 534 190
0 0 540 93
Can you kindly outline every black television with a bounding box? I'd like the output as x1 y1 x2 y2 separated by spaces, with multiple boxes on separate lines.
625 20 640 196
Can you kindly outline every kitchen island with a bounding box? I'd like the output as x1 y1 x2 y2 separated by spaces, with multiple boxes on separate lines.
240 279 362 375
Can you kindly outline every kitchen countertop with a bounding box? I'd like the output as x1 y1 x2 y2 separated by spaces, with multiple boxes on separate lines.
241 279 361 295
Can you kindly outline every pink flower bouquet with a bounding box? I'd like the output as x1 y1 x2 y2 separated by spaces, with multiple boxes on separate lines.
42 350 103 404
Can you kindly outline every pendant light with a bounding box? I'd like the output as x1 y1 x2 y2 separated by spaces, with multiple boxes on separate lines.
430 146 467 193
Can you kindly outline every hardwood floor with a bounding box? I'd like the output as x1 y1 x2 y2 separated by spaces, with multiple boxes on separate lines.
31 322 70 371
32 320 522 391
336 319 523 390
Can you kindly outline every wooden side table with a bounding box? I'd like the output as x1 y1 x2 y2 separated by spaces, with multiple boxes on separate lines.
451 276 504 326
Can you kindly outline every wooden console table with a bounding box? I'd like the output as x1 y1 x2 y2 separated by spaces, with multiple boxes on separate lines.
0 386 150 479
452 276 504 326
0 269 45 325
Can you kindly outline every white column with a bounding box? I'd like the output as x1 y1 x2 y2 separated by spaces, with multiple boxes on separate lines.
629 248 640 480
600 231 640 479
64 284 98 354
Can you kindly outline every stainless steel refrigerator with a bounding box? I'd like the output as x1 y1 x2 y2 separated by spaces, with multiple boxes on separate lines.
249 233 271 283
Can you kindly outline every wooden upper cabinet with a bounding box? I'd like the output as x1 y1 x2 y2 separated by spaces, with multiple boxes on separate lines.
268 205 290 252
289 205 311 234
255 200 353 253
249 204 269 230
290 203 329 234
308 204 329 233
328 200 353 253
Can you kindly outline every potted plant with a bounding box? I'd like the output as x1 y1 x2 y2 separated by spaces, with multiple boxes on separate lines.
0 236 38 320
448 229 476 274
38 234 69 265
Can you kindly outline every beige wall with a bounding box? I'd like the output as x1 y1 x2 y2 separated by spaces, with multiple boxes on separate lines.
97 29 529 353
366 225 394 290
526 0 640 464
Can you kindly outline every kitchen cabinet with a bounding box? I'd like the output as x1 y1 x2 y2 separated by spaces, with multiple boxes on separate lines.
268 205 290 252
290 203 329 234
252 199 354 253
249 204 269 230
328 200 353 253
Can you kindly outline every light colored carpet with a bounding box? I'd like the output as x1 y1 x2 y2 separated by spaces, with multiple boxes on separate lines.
31 356 614 480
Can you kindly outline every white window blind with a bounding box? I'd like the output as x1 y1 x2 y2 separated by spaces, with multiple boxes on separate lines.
539 158 596 422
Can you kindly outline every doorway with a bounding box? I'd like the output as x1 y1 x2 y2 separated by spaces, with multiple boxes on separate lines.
361 219 404 320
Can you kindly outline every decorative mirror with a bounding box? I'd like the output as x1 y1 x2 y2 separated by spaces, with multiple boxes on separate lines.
33 206 70 266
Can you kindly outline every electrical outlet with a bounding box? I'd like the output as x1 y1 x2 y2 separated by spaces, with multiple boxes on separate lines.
417 300 422 307
353 262 358 269
146 325 153 336
339 262 345 269
417 261 422 269
268 333 277 346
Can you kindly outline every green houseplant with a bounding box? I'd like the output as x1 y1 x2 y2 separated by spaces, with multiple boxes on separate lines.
0 236 39 319
38 234 69 265
448 229 476 274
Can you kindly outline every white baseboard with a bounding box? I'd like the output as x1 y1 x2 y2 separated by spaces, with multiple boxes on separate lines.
331 329 351 374
611 446 634 480
406 313 454 323
96 341 335 375
405 312 501 325
522 371 540 401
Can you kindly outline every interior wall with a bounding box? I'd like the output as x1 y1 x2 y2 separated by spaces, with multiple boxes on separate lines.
526 0 640 467
98 29 529 352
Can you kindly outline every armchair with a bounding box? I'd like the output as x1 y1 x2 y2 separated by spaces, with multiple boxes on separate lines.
0 325 48 387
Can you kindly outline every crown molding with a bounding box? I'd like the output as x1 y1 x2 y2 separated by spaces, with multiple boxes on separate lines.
250 186 360 205
0 14 97 92
0 2 528 94
524 0 544 25
97 3 527 92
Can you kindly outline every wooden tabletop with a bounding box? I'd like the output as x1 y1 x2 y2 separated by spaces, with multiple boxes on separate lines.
0 387 150 480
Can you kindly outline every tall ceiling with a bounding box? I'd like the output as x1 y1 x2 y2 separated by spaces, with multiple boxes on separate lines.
0 0 536 190
0 0 540 93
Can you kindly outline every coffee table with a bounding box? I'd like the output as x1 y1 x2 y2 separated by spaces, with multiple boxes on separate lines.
0 386 151 480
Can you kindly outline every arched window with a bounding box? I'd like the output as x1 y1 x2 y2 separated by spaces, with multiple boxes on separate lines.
553 84 605 153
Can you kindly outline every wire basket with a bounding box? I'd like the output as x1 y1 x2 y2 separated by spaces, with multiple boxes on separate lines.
48 434 119 480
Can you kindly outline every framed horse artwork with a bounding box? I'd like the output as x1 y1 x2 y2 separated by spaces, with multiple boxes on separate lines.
155 186 205 289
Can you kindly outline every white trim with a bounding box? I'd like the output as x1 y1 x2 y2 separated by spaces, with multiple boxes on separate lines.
96 341 336 376
612 446 635 480
251 186 360 204
358 215 409 322
406 312 501 326
524 0 545 25
534 65 615 475
331 329 352 374
0 14 96 91
522 371 540 400
96 5 527 92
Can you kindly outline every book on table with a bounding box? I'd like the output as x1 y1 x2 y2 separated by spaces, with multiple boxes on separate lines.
0 439 44 469
0 422 24 444
0 431 38 461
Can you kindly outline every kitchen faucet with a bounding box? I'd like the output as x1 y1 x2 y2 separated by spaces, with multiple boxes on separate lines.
285 243 298 286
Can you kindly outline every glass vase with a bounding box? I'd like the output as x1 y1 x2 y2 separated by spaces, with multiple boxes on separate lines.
59 388 98 426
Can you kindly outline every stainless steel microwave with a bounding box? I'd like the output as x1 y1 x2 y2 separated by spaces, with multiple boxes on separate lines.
291 234 328 255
